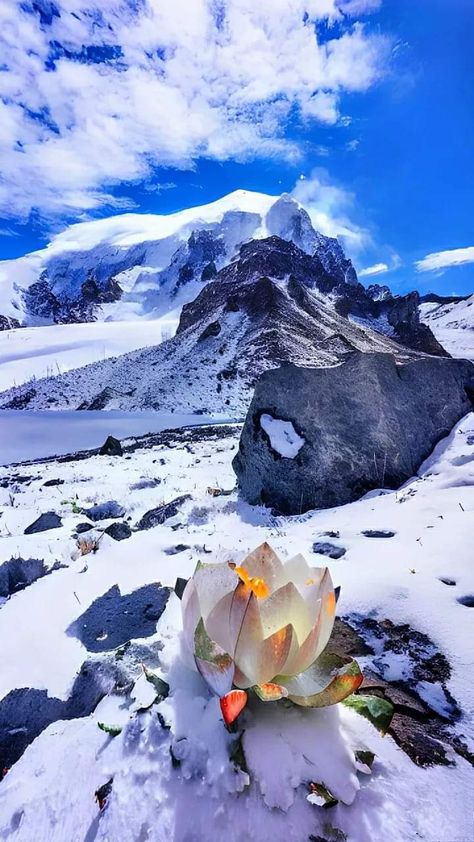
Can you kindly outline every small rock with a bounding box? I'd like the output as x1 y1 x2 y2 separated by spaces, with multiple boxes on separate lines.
42 478 65 487
174 577 189 600
24 512 62 534
321 530 340 539
75 522 94 534
312 542 346 560
130 478 162 491
439 577 456 587
457 595 474 608
361 530 395 538
99 436 123 457
164 544 190 556
104 522 132 541
135 495 191 531
83 501 126 521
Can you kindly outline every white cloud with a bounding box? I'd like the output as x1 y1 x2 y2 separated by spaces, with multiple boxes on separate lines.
0 0 389 220
415 246 474 273
358 261 389 276
291 168 370 250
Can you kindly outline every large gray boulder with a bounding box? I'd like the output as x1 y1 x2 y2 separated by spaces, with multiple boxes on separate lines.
233 352 474 514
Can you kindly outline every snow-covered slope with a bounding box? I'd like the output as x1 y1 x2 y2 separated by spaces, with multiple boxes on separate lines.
0 318 178 392
0 238 432 415
0 414 473 842
0 190 355 327
420 295 474 360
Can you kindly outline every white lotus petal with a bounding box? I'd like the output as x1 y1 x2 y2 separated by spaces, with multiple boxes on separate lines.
181 579 201 652
233 591 265 685
259 581 311 643
278 553 313 588
313 570 337 660
193 563 237 622
281 610 322 676
205 591 235 654
239 542 284 593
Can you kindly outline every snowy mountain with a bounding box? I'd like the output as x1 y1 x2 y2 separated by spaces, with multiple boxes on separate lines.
0 237 445 415
420 294 474 360
0 191 356 327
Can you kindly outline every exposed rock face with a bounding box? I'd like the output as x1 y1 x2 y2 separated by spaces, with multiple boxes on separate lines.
233 352 474 514
0 315 20 330
22 272 122 323
0 238 447 414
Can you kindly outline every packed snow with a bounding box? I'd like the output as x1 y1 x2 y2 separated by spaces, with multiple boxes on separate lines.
0 319 178 392
0 411 473 841
420 295 474 360
260 414 305 458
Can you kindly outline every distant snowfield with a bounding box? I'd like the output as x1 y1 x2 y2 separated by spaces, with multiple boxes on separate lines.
0 409 233 465
0 319 178 392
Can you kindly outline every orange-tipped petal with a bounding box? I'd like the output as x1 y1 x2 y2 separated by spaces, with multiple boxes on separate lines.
220 689 248 725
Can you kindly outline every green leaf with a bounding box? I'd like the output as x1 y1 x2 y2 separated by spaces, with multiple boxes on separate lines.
279 652 363 708
342 693 394 734
355 750 375 774
143 666 169 700
307 782 338 808
98 722 122 737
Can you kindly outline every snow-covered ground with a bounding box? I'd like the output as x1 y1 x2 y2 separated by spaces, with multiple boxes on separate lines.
0 410 233 465
420 296 474 360
0 414 473 841
0 319 178 392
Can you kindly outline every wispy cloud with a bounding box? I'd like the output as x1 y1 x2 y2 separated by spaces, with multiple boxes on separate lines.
358 261 389 276
0 1 389 220
416 246 474 273
291 169 370 251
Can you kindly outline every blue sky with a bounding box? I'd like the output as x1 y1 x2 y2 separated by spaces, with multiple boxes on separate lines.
0 0 472 295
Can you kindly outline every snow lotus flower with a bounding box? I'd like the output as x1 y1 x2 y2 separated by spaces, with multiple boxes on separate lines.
181 543 363 724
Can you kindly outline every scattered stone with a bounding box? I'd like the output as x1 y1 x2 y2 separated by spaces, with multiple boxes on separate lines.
75 522 94 534
83 501 126 521
457 595 474 607
42 478 65 487
164 544 190 556
361 530 396 538
104 522 132 541
24 512 62 534
0 658 131 773
174 577 189 600
66 583 171 652
312 542 346 560
321 530 340 539
135 495 191 531
0 557 63 599
130 477 162 491
233 352 474 514
439 577 456 586
99 436 123 457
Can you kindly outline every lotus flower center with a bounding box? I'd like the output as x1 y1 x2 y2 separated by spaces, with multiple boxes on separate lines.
234 566 270 599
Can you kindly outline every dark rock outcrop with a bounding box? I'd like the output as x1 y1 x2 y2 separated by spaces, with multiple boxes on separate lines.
0 315 21 330
99 435 123 456
233 352 474 514
104 522 132 541
24 512 62 534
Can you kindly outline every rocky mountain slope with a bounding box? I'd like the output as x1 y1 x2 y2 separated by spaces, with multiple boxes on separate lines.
0 191 356 327
0 237 445 416
420 294 474 360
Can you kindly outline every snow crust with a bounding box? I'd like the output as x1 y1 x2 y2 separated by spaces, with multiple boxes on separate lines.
0 319 178 392
420 296 474 360
260 414 305 458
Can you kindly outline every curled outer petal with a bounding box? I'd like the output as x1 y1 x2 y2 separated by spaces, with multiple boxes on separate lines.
278 652 363 708
194 619 234 697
